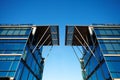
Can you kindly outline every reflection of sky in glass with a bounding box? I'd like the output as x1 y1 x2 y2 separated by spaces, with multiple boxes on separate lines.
0 28 30 77
0 0 120 80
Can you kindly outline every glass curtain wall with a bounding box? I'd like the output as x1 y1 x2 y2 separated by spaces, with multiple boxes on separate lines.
82 26 113 80
0 26 44 80
94 27 120 79
0 27 31 78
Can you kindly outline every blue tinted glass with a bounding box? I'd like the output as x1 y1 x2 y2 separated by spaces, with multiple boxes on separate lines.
0 56 20 61
34 50 42 62
112 29 120 35
21 66 29 80
0 28 31 35
67 34 73 39
7 72 15 77
0 29 8 35
0 51 23 54
83 51 91 65
0 61 11 70
28 73 33 80
15 62 24 80
14 29 20 35
100 44 106 50
50 26 57 32
10 61 19 70
0 72 7 77
51 34 57 39
102 62 110 79
0 43 25 51
0 39 26 43
104 44 114 50
95 46 103 60
106 29 112 35
94 29 106 35
105 56 120 78
20 29 27 35
113 44 120 50
33 77 37 80
31 60 35 72
94 28 120 38
0 72 15 77
97 67 104 80
91 72 97 80
26 51 33 67
7 29 14 35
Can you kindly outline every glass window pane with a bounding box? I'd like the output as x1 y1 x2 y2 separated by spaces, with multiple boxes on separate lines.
20 30 26 35
7 30 14 35
105 44 114 50
51 34 57 39
113 44 120 50
106 56 120 78
28 73 33 80
21 67 29 80
0 61 11 70
112 29 119 35
50 26 57 33
98 29 106 35
0 43 25 51
0 29 8 35
105 29 112 35
102 63 110 79
14 30 20 35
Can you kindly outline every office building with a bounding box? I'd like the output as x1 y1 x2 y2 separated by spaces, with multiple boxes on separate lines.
65 24 120 80
0 24 59 80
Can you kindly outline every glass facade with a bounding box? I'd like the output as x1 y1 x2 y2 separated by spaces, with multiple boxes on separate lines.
0 26 32 79
93 26 120 80
0 24 59 80
0 25 44 80
65 25 120 80
82 25 120 80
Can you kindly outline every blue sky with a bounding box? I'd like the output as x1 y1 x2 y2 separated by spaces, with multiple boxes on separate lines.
0 0 120 80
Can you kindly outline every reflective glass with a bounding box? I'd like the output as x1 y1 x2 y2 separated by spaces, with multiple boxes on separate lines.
97 67 104 80
21 66 29 80
67 26 74 33
101 62 111 79
66 40 72 45
50 26 57 33
96 27 120 78
0 28 31 35
0 43 25 51
0 26 43 80
52 40 58 45
51 34 57 39
28 73 33 80
67 34 73 40
15 62 24 80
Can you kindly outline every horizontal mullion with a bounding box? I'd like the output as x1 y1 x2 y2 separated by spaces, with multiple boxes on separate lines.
0 50 23 51
103 54 120 57
97 37 120 40
0 70 16 72
102 50 120 51
0 54 22 56
97 34 120 36
0 37 28 40
0 34 29 36
0 42 26 43
99 42 120 44
106 60 120 62
0 60 20 62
